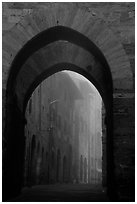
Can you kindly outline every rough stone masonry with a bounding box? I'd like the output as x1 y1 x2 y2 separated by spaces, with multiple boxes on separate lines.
2 2 135 201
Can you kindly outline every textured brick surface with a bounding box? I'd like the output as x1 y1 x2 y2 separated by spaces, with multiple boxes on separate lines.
2 2 134 91
2 2 135 201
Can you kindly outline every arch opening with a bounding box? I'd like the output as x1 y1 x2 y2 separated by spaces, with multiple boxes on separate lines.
3 26 114 201
24 71 107 189
7 26 113 97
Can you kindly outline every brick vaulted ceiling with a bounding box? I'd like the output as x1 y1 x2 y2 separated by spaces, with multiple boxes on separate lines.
3 3 133 111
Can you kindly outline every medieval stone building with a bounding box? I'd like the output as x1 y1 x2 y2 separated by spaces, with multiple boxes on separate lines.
24 71 102 187
2 2 135 201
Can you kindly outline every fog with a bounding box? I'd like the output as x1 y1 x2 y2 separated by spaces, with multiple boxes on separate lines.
24 71 103 186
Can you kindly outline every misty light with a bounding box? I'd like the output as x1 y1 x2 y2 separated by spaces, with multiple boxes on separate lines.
24 70 105 187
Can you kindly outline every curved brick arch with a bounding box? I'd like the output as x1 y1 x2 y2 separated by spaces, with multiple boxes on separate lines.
2 3 135 202
4 24 114 116
3 7 117 200
22 62 107 114
3 4 132 92
15 41 108 111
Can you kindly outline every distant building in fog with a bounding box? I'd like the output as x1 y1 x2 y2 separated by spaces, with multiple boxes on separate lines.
70 74 102 184
24 71 102 186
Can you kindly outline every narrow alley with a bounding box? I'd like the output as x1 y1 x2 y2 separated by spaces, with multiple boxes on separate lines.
3 3 134 202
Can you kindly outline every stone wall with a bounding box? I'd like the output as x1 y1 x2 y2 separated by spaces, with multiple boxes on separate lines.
2 2 135 201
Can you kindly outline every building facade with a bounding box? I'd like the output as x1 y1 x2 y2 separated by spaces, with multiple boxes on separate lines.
24 71 103 186
3 3 134 201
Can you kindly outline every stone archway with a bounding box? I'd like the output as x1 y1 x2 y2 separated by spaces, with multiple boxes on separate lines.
3 4 132 201
3 28 114 198
3 28 114 201
3 4 132 94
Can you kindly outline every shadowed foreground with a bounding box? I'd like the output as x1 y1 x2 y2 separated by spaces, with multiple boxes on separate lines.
9 184 109 202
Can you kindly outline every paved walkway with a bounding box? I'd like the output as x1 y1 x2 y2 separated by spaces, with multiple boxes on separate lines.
10 184 109 202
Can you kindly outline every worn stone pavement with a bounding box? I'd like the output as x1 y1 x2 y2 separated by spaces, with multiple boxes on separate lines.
9 184 109 202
